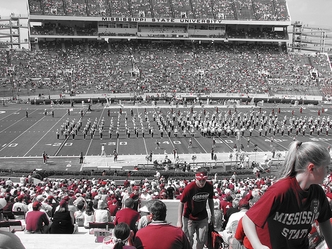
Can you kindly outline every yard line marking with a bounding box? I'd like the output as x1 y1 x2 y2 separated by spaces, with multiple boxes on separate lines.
143 137 148 155
0 109 39 134
23 115 65 157
193 136 208 153
0 114 47 153
85 107 106 157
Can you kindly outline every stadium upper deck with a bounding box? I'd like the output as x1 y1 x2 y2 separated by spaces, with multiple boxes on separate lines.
28 0 290 21
27 0 291 43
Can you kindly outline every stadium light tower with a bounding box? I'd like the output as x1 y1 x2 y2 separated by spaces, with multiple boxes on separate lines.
0 14 29 49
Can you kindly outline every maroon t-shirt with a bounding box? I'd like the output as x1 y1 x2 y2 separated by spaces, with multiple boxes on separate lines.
135 222 191 249
246 177 332 249
114 208 140 232
180 180 213 221
108 203 119 216
25 210 50 232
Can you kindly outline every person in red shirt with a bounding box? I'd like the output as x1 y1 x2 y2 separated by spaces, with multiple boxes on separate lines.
243 141 332 249
135 200 191 249
220 191 233 216
114 198 140 234
177 168 214 249
108 198 119 217
25 201 50 233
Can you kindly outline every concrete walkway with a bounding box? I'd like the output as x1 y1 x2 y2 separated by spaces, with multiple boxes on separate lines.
81 151 286 171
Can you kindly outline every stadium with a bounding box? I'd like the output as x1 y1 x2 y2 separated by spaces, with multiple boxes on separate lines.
0 0 331 248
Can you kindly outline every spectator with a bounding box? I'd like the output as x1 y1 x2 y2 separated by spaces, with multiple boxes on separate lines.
129 186 140 211
12 195 28 216
135 200 191 249
3 195 15 219
74 201 85 227
99 222 136 249
220 189 233 216
25 201 50 233
222 198 250 246
83 200 95 229
137 200 156 230
222 197 240 230
107 198 119 220
232 196 262 249
243 141 332 248
177 167 214 249
139 188 152 201
95 199 112 223
0 198 26 249
114 198 140 234
50 196 75 234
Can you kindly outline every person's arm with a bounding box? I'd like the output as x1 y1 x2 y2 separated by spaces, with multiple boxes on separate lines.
70 211 75 225
113 214 118 225
42 213 50 226
177 201 184 228
319 219 332 248
242 214 269 249
234 218 245 242
208 198 215 226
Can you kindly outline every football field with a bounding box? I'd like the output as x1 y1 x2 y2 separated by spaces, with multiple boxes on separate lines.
1 100 332 172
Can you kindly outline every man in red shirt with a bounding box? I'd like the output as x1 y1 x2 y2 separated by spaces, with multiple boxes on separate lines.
135 200 191 249
114 198 140 233
177 168 214 249
25 201 50 233
107 198 119 217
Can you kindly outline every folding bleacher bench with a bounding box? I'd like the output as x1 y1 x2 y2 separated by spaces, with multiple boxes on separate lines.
12 211 25 220
0 220 25 232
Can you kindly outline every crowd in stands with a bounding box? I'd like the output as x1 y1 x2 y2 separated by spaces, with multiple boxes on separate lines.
0 168 331 247
27 0 290 21
1 41 331 97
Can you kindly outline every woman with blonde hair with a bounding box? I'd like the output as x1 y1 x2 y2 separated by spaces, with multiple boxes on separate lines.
242 141 332 249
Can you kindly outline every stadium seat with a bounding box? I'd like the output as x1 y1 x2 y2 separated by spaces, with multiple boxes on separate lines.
0 220 25 232
88 222 114 230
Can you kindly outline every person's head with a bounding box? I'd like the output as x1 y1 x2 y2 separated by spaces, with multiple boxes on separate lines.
238 198 250 210
112 222 132 249
57 197 69 211
195 168 208 188
149 200 167 221
132 186 139 194
124 198 134 209
32 201 42 211
139 199 156 215
280 141 330 184
76 201 85 211
231 198 240 208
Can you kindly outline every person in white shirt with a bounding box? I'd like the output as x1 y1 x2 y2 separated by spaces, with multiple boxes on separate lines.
12 195 28 215
140 189 152 201
221 198 249 245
